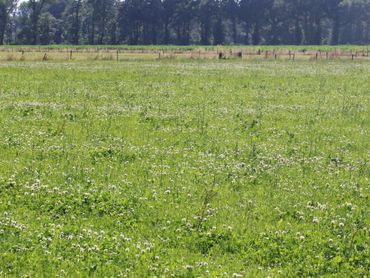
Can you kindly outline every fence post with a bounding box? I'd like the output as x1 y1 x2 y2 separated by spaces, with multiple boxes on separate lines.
116 49 119 61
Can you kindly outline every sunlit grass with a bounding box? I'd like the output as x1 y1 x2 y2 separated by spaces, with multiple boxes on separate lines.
0 59 369 276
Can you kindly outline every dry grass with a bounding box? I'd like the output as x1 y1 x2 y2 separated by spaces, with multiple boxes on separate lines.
1 47 370 62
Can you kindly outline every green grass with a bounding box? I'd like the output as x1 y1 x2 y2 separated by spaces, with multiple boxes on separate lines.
0 59 369 277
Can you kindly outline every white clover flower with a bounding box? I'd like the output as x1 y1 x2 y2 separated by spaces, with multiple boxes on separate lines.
185 265 193 270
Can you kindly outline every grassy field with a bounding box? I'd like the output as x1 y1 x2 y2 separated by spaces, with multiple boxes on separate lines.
1 45 369 63
0 59 369 277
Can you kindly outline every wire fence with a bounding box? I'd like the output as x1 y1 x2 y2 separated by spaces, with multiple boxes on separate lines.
0 48 369 61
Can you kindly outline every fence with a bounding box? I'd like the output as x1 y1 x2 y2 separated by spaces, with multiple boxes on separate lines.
0 47 369 61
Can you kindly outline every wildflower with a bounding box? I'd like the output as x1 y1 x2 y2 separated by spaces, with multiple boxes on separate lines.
185 265 193 270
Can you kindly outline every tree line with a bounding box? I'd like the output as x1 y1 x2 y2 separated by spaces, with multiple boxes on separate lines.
1 0 370 46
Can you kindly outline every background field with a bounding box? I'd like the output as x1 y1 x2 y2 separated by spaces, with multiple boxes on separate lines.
1 45 370 62
0 59 369 276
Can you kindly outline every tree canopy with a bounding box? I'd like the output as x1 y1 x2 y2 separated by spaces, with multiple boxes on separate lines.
1 0 370 45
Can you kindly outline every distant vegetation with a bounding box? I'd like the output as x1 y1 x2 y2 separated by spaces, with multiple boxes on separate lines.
1 0 370 46
1 44 370 52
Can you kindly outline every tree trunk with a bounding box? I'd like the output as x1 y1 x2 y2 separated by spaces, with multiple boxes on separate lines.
98 18 105 44
331 14 340 45
89 19 95 44
164 20 169 44
31 20 38 45
0 29 5 45
30 1 45 45
232 18 237 44
98 31 104 44
364 23 370 44
151 23 157 45
0 21 5 45
294 18 302 45
0 6 7 45
244 23 249 44
252 22 260 45
200 20 210 45
314 16 322 45
270 21 278 45
73 0 81 45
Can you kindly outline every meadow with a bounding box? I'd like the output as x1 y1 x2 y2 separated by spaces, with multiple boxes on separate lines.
0 58 369 277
